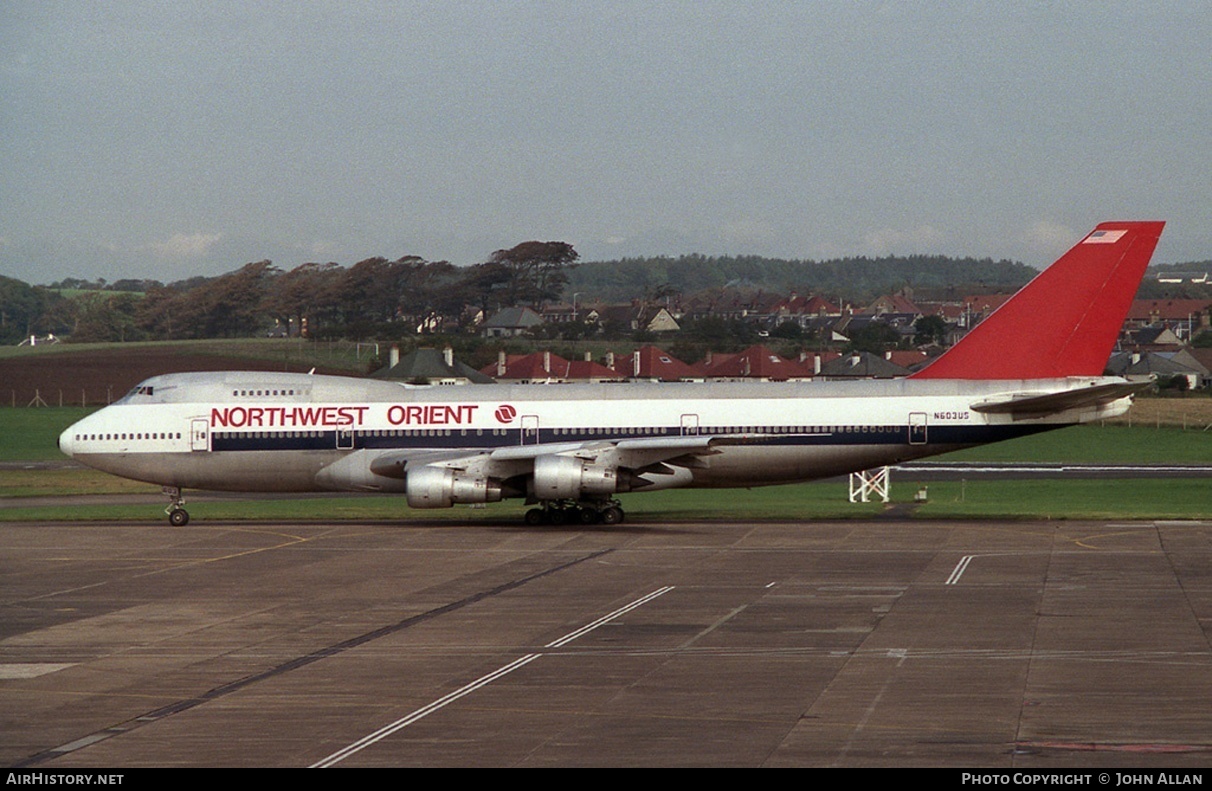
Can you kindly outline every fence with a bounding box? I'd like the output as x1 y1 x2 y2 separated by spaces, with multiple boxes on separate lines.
10 388 117 408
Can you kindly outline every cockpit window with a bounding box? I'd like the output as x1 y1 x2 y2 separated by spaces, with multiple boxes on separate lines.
114 384 155 405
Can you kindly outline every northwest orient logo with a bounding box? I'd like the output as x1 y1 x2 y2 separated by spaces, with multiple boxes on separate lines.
494 404 517 424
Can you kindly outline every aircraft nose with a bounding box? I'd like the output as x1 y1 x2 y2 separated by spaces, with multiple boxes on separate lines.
58 426 76 457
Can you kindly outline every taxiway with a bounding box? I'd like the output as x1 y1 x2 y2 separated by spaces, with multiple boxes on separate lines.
4 517 1212 767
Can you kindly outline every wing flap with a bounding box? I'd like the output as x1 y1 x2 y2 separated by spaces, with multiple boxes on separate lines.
490 435 730 471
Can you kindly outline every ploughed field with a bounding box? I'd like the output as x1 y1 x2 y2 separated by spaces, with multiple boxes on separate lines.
0 347 345 407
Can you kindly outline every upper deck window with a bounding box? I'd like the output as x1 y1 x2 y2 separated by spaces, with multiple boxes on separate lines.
235 388 300 397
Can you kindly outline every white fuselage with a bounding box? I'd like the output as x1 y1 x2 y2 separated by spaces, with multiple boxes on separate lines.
59 371 1132 500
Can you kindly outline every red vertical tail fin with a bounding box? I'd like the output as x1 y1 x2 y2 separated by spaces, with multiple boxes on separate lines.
910 221 1165 380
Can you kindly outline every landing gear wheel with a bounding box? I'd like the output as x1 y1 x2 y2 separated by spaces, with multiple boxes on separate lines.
578 507 600 525
162 486 189 526
524 508 546 526
600 506 624 525
547 507 568 526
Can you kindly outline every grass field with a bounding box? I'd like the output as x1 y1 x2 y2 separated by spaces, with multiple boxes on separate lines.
1 478 1208 524
1106 395 1212 430
1 405 1207 523
620 479 1212 522
938 422 1211 463
0 407 94 461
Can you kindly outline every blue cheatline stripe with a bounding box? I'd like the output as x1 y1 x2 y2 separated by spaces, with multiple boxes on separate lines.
208 423 1059 453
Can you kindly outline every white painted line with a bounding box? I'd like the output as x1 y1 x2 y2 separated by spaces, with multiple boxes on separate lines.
312 653 541 768
546 586 674 648
946 556 974 585
312 586 675 768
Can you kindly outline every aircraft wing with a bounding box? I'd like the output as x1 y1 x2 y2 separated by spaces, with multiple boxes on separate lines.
363 433 772 508
368 434 740 481
969 382 1146 419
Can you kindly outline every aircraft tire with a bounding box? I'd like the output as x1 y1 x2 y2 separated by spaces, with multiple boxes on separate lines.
600 506 624 525
578 507 600 525
168 508 190 527
524 508 545 526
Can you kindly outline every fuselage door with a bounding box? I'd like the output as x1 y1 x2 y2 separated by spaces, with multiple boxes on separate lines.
190 418 210 452
521 414 540 445
909 412 927 445
336 427 354 450
680 413 699 436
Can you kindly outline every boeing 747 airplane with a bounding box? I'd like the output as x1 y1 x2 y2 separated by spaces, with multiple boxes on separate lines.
59 221 1164 526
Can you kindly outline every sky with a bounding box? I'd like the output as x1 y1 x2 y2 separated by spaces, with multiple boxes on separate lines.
2 2 1210 285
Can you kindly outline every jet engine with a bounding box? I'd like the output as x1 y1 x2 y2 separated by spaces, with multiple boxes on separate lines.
532 454 620 500
405 465 503 509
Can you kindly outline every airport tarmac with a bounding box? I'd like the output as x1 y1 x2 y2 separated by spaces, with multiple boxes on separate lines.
4 516 1212 768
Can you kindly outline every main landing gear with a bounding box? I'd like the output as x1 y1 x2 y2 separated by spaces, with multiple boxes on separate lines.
524 499 625 526
163 486 189 526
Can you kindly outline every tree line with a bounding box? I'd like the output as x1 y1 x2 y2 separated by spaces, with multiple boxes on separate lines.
565 253 1042 303
3 242 578 344
5 242 1210 346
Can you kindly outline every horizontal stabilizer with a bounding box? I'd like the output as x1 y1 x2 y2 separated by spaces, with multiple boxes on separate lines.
970 382 1146 419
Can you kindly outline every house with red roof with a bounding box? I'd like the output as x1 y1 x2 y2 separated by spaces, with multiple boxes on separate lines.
696 345 814 381
1126 299 1212 326
607 346 702 381
767 294 842 330
482 351 621 384
1122 299 1212 344
864 290 922 316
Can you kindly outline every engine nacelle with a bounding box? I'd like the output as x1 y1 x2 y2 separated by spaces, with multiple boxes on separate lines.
532 454 619 500
406 465 503 509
